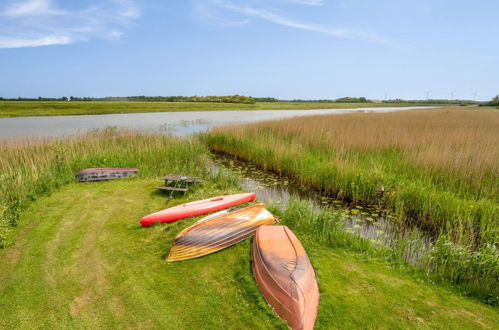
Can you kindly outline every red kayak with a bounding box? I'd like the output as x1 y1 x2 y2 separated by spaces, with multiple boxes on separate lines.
140 193 256 227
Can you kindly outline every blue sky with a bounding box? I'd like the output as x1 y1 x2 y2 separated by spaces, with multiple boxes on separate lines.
0 0 498 100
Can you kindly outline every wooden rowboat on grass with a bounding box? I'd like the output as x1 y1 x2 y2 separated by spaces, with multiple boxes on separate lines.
75 168 139 182
167 203 276 261
252 225 319 330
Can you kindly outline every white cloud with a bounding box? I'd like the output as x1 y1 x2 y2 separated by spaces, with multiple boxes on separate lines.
0 0 140 49
0 35 72 48
202 0 386 43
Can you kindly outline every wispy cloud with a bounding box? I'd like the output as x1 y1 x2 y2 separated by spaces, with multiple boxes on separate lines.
192 1 250 27
282 0 325 6
3 0 66 16
0 0 140 49
195 0 387 43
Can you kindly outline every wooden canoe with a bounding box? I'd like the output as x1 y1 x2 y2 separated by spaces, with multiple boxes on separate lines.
140 193 256 227
252 225 319 330
167 204 276 261
76 168 139 182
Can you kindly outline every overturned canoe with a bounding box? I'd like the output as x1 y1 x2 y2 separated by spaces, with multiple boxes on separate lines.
140 192 256 227
252 225 319 330
76 168 139 182
167 204 276 261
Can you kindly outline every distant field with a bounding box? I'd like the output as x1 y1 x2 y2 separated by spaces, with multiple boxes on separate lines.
0 101 440 117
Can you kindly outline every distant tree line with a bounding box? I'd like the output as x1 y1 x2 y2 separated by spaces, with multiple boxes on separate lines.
2 95 493 106
479 95 499 107
253 97 279 102
0 95 256 104
124 95 256 104
278 97 371 103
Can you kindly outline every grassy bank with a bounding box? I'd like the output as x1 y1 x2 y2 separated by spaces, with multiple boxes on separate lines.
204 108 499 295
0 101 433 117
0 129 215 246
1 178 497 329
0 129 498 328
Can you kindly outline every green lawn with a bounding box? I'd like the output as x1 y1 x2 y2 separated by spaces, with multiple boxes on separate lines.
0 178 497 329
0 101 434 117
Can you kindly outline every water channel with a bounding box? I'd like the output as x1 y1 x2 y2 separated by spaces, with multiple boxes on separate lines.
210 155 431 265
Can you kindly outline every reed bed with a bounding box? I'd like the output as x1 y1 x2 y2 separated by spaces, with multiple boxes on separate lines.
205 108 499 245
271 199 499 302
202 108 499 282
0 128 210 246
204 108 499 295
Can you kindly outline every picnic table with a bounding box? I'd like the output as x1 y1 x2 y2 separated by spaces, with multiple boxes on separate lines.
155 174 204 193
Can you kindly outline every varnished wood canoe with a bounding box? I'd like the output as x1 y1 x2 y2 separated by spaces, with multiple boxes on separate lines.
167 204 276 261
76 168 139 182
252 225 319 330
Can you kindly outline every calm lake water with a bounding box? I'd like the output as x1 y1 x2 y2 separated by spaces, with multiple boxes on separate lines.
0 106 431 139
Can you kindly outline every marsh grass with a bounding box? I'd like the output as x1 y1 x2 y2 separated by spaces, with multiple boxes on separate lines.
271 200 499 302
204 108 499 297
0 128 213 246
205 108 499 245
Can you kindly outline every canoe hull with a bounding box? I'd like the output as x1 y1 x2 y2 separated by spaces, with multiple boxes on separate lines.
76 168 139 182
167 204 276 261
252 225 319 330
140 192 256 226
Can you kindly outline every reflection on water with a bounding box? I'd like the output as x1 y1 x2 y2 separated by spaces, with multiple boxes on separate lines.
210 155 432 265
0 106 433 140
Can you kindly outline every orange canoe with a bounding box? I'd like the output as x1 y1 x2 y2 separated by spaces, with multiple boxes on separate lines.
252 226 319 330
167 204 276 261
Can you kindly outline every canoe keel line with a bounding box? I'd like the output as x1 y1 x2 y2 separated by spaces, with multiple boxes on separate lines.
252 225 319 330
167 204 276 261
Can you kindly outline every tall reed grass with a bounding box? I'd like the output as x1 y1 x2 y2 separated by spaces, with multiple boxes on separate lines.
0 128 210 246
204 108 499 247
272 199 498 303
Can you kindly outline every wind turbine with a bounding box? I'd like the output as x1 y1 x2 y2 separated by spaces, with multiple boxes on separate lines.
384 93 388 101
449 90 456 100
472 90 478 102
424 90 431 100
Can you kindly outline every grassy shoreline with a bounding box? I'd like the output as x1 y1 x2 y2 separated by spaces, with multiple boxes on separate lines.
0 129 497 328
0 100 445 117
1 179 497 328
